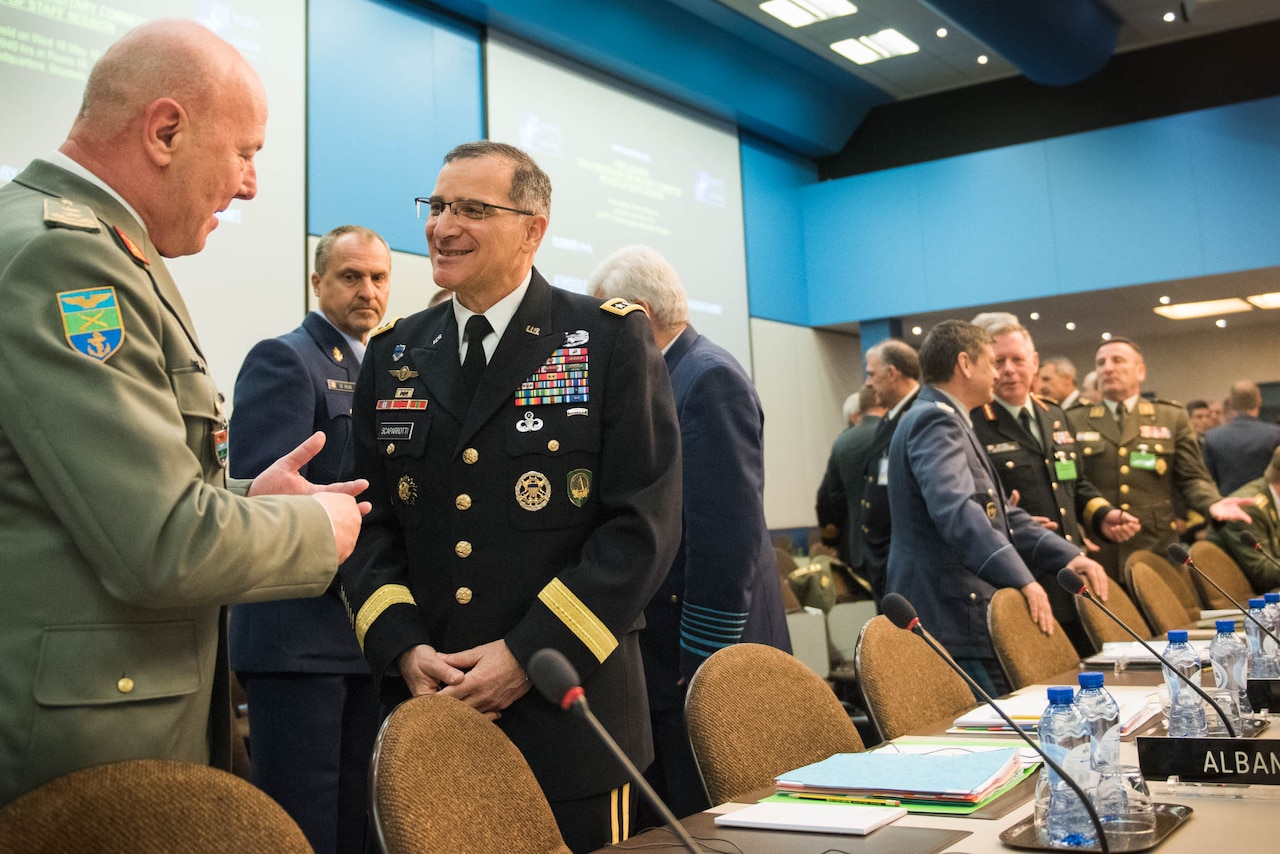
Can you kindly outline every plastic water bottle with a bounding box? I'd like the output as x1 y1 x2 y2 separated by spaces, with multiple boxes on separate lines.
1265 592 1280 668
1209 618 1251 725
1246 598 1280 679
1037 686 1096 846
1162 629 1208 737
1075 671 1120 770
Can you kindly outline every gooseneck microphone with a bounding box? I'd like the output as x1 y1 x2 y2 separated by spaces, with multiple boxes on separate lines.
1056 568 1237 738
1241 531 1280 573
527 648 699 853
1167 542 1280 651
880 593 1110 854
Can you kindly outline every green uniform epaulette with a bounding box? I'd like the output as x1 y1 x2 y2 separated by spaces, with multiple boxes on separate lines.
1030 393 1051 411
1148 397 1183 409
42 197 99 233
599 297 647 317
370 317 401 338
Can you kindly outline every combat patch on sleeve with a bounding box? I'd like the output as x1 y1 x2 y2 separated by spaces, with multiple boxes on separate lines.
58 287 125 362
43 198 100 233
599 297 647 317
371 317 401 338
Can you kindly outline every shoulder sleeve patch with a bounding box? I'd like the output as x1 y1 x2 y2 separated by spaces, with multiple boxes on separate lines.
371 317 401 338
599 297 647 317
43 197 100 233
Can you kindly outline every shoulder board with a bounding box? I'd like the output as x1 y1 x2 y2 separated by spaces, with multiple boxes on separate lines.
1090 406 1106 418
43 197 99 233
934 400 955 415
1256 494 1270 509
371 317 401 338
1136 400 1156 416
1148 398 1183 410
1030 393 1051 412
981 403 997 422
599 297 647 317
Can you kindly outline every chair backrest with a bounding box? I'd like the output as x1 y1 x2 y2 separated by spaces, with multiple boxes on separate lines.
0 759 311 854
370 695 570 854
1074 582 1154 647
854 615 974 743
987 588 1081 690
1189 540 1255 609
1129 562 1193 637
1125 550 1200 619
685 643 863 805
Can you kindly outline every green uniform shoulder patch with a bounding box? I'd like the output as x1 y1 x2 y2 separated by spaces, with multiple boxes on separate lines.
43 198 99 233
57 287 125 362
599 298 647 317
371 317 401 338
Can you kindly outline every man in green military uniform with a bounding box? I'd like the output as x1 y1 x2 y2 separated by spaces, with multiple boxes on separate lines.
1066 337 1250 583
0 20 368 807
1210 450 1280 593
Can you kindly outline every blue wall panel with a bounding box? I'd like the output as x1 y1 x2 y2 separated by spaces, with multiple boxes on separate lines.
740 135 818 325
308 0 482 254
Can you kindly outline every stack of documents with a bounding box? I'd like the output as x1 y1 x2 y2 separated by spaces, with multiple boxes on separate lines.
1084 639 1213 667
775 747 1022 806
949 684 1160 736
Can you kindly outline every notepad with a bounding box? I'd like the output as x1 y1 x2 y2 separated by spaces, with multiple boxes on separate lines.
714 801 907 835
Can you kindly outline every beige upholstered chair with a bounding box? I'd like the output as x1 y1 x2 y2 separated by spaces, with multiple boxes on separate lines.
988 587 1081 690
370 694 570 854
1189 540 1254 609
854 615 974 743
1130 562 1194 637
1125 550 1200 620
1075 581 1153 648
0 759 311 853
685 643 863 805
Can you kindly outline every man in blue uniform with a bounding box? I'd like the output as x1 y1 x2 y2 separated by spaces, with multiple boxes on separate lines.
589 244 789 819
339 143 681 853
886 320 1107 696
228 225 392 853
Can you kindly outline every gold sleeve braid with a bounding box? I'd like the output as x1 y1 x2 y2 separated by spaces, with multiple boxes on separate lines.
538 578 618 663
354 584 416 651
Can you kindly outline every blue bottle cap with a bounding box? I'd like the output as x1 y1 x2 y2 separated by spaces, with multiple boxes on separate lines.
1047 686 1074 704
1267 592 1280 604
1078 671 1104 689
1167 629 1189 643
1250 598 1267 609
1217 619 1238 633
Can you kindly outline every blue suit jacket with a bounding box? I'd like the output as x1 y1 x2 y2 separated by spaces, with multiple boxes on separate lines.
641 327 790 709
1203 415 1280 496
886 385 1079 659
227 312 368 673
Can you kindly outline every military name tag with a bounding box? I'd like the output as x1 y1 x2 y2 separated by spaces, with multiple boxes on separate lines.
986 442 1018 454
1076 431 1101 442
1131 451 1158 471
1055 459 1079 481
378 422 413 441
878 456 889 486
327 379 356 392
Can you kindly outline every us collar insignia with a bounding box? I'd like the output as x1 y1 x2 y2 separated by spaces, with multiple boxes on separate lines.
58 287 125 362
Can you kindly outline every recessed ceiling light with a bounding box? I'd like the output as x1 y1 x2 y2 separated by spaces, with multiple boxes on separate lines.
1159 295 1171 305
1216 319 1228 328
911 325 923 335
1028 312 1040 321
977 55 989 65
1065 322 1076 331
1101 332 1112 341
1153 298 1252 320
936 27 948 38
1246 292 1280 309
1163 11 1177 23
760 0 857 29
831 29 919 65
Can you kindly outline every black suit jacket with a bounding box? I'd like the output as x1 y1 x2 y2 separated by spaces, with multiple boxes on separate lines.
227 312 367 673
339 271 682 800
860 387 919 603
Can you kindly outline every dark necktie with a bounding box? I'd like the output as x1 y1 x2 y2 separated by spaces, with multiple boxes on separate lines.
462 315 492 400
1115 402 1127 432
1019 408 1041 451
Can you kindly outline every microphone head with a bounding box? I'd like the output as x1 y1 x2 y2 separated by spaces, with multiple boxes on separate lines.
1241 531 1261 550
881 593 918 630
528 648 581 709
1057 567 1088 595
1167 542 1191 565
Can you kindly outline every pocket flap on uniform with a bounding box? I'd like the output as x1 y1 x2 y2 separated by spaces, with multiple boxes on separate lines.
169 365 220 420
34 622 201 706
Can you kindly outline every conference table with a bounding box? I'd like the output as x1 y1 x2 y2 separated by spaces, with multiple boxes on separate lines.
594 665 1273 853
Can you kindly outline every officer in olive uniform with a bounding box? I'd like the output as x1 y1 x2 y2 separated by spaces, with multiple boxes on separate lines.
338 142 681 854
1209 451 1280 593
1067 337 1250 583
0 21 360 808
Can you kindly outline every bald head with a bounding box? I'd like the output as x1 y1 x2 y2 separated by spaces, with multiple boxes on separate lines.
61 19 267 258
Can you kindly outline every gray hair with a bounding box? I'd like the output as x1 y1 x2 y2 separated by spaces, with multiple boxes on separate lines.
1044 356 1077 380
971 312 1034 349
587 245 688 329
443 141 551 216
